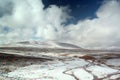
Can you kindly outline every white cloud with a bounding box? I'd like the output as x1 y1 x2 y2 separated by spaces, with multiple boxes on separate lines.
0 0 120 49
65 0 120 49
0 0 70 44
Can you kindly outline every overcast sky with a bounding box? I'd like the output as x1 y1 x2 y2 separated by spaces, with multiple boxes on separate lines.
0 0 120 49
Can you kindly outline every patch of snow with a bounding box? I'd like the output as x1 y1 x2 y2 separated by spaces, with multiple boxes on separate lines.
110 74 120 79
106 59 120 66
72 69 93 80
87 65 119 78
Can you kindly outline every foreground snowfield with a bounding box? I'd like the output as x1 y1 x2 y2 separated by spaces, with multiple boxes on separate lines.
0 41 120 80
6 58 120 80
1 56 120 80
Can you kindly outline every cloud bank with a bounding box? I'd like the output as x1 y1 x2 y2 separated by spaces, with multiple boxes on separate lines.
65 0 120 49
0 0 120 49
0 0 70 43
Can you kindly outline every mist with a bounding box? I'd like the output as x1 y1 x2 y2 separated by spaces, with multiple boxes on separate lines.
0 0 120 49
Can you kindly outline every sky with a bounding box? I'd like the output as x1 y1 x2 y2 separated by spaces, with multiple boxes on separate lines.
0 0 120 49
43 0 103 22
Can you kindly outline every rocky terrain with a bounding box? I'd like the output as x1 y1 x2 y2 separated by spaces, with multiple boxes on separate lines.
0 41 120 80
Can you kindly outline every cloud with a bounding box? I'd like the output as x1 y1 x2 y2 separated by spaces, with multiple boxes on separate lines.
0 0 13 17
0 0 120 49
65 0 120 49
0 0 70 44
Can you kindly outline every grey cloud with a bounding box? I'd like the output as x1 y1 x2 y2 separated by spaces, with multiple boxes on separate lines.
0 0 13 17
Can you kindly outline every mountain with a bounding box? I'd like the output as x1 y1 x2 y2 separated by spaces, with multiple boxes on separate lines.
0 40 82 49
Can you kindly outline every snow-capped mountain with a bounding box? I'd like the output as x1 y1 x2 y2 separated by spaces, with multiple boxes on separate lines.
0 40 82 49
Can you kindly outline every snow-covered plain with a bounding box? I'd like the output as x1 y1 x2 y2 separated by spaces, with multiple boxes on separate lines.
0 41 120 80
5 59 120 80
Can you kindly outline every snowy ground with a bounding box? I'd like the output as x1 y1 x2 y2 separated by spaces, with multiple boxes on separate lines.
6 59 120 80
0 41 120 80
0 54 120 80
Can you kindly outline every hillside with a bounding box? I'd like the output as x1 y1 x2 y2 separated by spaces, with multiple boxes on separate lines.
0 41 120 80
